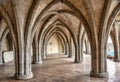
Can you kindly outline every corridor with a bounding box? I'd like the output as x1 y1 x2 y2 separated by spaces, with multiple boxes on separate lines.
0 54 120 82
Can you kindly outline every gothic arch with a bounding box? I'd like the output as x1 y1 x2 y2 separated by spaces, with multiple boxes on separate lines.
31 0 92 44
99 3 120 64
110 28 117 59
39 22 73 60
44 31 67 56
43 28 71 58
36 13 79 62
104 3 120 49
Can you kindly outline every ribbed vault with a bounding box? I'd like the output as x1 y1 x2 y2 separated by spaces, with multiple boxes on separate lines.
0 0 120 80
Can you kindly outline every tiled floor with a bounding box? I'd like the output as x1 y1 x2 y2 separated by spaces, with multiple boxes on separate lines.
0 54 120 82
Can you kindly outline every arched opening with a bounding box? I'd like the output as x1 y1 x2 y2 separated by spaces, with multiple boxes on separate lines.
37 13 78 61
40 23 74 60
106 10 120 61
107 36 114 60
47 34 63 55
0 26 15 81
0 20 14 65
105 7 120 81
1 34 14 64
31 0 92 63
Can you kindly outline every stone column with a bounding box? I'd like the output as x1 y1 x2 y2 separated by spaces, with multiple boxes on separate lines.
0 42 3 65
64 41 68 55
78 31 85 62
74 39 82 63
90 44 108 77
62 45 65 54
14 48 33 80
42 41 47 59
62 42 66 54
58 35 65 54
80 32 85 58
32 40 42 64
44 40 48 56
68 37 72 58
85 39 91 54
68 44 72 58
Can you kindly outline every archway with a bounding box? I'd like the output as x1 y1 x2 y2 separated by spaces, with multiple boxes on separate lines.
107 35 114 60
47 34 63 55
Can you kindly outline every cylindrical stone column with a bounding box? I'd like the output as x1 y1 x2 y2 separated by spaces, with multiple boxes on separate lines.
86 40 91 54
0 42 3 65
42 41 47 59
32 43 42 64
14 49 33 80
68 38 72 58
90 46 108 78
74 40 82 63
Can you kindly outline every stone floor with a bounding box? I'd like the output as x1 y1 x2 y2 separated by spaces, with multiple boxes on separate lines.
0 54 120 82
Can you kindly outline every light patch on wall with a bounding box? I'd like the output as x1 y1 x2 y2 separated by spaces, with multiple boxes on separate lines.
3 51 14 63
108 36 112 43
107 36 114 52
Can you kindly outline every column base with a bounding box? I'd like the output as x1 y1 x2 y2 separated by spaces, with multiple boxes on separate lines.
114 59 120 62
90 71 108 78
14 72 33 80
74 60 82 63
68 55 72 58
32 61 42 64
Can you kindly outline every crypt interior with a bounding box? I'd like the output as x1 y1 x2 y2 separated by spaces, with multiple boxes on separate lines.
0 0 120 82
